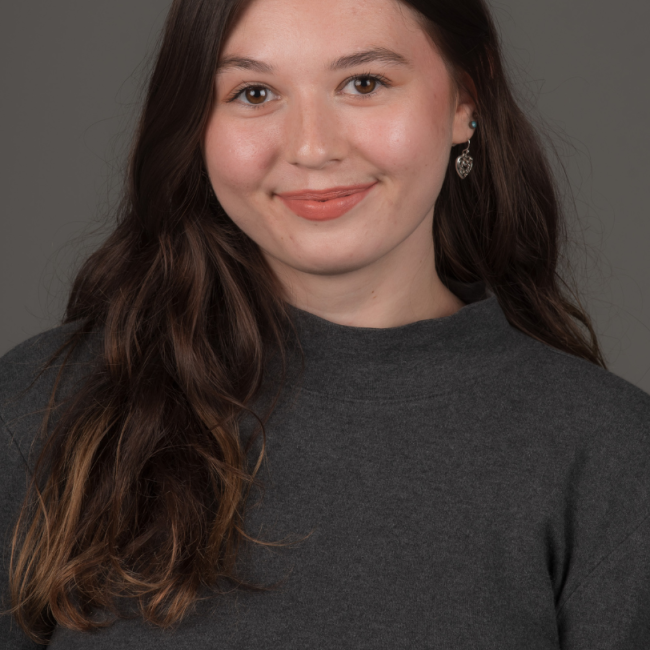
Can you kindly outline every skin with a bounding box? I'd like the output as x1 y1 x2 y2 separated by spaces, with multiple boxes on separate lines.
204 0 477 327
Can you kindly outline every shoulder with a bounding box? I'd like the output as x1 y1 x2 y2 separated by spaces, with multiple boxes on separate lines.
499 332 650 610
461 296 650 436
0 322 102 462
0 321 84 393
500 327 650 526
507 330 650 435
482 316 650 508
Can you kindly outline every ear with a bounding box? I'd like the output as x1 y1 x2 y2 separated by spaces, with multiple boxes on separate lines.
451 72 477 146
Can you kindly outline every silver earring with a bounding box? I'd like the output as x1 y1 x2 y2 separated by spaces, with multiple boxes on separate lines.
455 140 473 179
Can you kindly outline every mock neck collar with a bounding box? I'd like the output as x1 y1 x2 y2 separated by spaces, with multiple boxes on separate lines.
277 281 517 401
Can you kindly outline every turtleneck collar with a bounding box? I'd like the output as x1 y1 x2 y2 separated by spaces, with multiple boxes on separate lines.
279 281 518 402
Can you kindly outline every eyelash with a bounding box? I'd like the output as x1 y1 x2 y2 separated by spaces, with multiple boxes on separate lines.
225 72 392 108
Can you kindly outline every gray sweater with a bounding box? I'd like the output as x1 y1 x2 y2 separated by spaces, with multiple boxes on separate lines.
1 283 649 649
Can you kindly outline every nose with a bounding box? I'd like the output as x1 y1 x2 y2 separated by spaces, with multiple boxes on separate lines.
284 90 346 169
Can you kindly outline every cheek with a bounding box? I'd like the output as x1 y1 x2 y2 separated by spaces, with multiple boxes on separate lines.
203 115 279 194
349 90 451 180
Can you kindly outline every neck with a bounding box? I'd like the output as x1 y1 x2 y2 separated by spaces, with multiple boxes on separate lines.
264 215 465 328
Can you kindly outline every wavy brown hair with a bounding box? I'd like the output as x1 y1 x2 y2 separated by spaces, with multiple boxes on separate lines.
8 0 605 643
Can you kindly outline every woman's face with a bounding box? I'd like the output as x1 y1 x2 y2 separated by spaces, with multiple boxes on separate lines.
204 0 475 285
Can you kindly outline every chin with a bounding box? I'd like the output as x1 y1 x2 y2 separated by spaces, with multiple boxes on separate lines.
281 246 385 277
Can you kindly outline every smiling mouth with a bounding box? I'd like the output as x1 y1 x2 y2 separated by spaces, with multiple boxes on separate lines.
276 182 377 201
275 182 378 221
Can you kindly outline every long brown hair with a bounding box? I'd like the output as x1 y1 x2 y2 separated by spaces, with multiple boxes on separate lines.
8 0 605 643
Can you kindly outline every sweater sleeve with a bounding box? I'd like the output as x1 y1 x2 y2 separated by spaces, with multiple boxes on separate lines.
556 511 650 649
0 415 48 649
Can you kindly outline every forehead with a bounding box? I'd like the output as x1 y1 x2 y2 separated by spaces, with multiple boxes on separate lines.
221 0 435 66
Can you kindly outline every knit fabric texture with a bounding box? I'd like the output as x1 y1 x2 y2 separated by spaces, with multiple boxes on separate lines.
1 282 649 649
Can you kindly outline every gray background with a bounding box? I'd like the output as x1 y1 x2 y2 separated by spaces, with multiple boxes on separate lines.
1 1 649 392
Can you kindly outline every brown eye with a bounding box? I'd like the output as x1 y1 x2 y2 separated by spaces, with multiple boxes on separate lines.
244 87 268 104
353 77 377 94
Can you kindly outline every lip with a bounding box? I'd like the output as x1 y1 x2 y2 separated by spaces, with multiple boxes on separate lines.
276 182 377 201
276 182 378 221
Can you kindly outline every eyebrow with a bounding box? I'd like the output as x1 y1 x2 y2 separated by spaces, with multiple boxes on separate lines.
216 47 411 74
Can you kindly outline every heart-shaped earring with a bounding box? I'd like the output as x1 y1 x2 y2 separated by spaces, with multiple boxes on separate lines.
455 140 473 179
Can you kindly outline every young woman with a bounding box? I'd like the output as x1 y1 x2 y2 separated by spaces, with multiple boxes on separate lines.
1 0 649 647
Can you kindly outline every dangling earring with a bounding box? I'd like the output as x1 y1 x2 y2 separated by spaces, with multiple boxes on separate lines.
455 140 473 179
